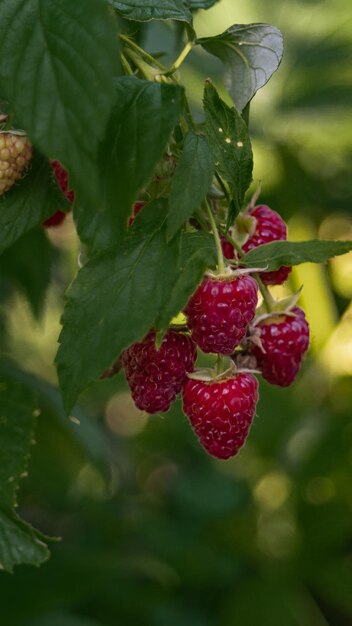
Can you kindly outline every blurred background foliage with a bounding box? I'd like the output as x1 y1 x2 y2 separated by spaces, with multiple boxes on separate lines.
1 0 352 624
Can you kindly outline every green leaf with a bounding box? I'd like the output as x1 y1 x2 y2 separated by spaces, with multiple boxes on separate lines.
0 358 111 482
74 77 183 255
0 378 50 571
0 152 69 255
0 228 56 319
241 240 352 271
57 200 182 412
0 381 35 508
203 82 253 222
110 0 192 23
167 133 214 239
0 508 49 573
187 0 219 9
157 231 216 328
198 23 283 111
0 0 120 206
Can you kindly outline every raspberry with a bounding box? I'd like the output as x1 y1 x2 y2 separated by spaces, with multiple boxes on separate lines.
221 235 235 260
185 273 258 355
43 161 74 228
182 373 259 459
121 330 197 413
0 131 32 195
51 160 74 202
128 201 145 226
42 210 67 228
242 205 291 285
251 307 310 386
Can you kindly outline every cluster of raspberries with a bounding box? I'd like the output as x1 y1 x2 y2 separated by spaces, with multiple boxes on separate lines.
0 140 309 460
122 203 310 460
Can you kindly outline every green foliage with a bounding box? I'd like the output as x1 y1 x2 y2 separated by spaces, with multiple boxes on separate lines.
156 231 217 327
203 82 253 222
111 0 193 23
0 152 68 254
0 0 351 599
0 0 120 206
242 240 352 271
167 132 214 238
74 77 183 254
188 0 219 8
199 23 283 111
0 228 56 319
57 201 181 410
0 378 49 572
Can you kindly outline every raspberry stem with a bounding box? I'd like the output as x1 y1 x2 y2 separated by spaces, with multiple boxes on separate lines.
254 273 274 312
215 172 231 203
205 200 225 274
120 53 135 76
163 41 195 76
224 233 243 259
119 34 166 71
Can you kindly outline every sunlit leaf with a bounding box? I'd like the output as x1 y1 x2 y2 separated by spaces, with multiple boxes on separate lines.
242 240 352 270
203 82 253 222
199 23 283 111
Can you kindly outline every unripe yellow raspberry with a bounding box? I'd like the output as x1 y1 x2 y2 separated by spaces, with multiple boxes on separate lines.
0 131 32 195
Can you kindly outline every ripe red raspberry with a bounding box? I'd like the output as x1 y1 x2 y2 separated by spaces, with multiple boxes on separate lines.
242 205 291 285
121 330 197 413
251 307 310 386
0 131 32 195
185 273 258 355
128 201 145 226
43 161 74 228
50 160 74 202
182 373 259 459
42 210 67 228
221 235 235 260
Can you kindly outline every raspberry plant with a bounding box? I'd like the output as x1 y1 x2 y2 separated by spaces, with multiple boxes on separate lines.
0 0 351 572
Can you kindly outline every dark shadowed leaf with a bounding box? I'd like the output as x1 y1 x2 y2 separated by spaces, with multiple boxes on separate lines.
187 0 219 8
0 228 56 318
0 152 69 255
110 0 192 23
74 77 183 255
0 358 111 482
0 378 49 571
203 82 253 223
57 200 182 411
199 23 283 111
167 133 214 239
241 240 352 271
0 0 120 206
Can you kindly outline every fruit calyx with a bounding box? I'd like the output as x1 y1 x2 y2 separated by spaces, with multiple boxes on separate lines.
187 358 259 384
254 286 303 321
